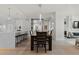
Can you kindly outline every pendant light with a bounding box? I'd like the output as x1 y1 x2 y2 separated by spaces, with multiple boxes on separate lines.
38 4 43 31
38 4 42 21
8 8 11 20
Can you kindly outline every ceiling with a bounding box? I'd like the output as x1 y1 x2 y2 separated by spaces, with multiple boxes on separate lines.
0 4 79 20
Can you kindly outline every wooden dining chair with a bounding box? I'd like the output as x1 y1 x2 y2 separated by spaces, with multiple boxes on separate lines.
35 32 48 53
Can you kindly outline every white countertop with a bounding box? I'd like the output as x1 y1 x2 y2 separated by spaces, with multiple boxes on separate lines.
15 31 28 36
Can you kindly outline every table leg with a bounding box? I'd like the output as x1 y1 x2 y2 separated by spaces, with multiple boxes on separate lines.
49 36 52 51
31 36 34 51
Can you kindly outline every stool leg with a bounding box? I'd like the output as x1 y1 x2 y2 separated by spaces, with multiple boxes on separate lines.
75 42 77 46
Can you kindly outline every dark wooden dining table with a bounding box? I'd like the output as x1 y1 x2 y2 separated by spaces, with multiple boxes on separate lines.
31 34 52 51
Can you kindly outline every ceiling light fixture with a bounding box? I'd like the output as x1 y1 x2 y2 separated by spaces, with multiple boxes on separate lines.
8 8 11 20
38 4 42 21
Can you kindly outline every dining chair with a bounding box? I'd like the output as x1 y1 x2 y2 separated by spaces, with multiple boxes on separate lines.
35 32 48 53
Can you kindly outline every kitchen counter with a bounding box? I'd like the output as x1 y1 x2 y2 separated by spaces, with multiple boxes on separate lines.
15 31 28 44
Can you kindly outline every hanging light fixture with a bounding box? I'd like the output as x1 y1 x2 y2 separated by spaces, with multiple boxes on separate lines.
8 8 11 20
40 13 42 21
38 4 42 21
38 4 43 31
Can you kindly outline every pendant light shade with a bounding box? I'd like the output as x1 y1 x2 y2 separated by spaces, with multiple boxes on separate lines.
40 13 42 21
8 8 11 20
38 4 42 21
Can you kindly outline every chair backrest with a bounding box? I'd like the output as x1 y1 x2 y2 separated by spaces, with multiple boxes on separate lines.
36 32 47 41
36 32 47 36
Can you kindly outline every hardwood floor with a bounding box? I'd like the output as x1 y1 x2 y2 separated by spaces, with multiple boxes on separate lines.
0 38 79 55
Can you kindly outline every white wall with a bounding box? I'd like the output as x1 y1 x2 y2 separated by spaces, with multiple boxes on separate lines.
0 19 15 48
56 13 64 40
